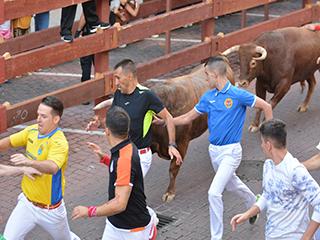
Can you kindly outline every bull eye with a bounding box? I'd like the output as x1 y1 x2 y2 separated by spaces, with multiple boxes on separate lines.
249 59 257 68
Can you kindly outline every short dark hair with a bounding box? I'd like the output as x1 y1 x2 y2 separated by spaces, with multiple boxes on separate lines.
260 119 287 149
41 96 64 117
105 106 130 138
114 59 137 78
204 56 228 76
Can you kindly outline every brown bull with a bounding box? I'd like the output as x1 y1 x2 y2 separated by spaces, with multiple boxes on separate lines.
144 61 235 202
93 59 234 202
223 27 319 132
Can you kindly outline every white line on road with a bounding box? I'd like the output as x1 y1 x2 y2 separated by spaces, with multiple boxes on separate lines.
32 72 84 78
13 125 105 136
242 12 280 18
145 37 202 43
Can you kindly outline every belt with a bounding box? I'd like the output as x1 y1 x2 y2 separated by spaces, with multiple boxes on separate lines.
28 198 62 210
139 147 151 155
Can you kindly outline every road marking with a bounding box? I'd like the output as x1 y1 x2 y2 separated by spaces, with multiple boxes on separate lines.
13 125 105 136
32 72 85 78
145 37 202 43
241 12 280 18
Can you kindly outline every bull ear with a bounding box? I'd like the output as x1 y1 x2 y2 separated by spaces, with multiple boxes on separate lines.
249 59 257 68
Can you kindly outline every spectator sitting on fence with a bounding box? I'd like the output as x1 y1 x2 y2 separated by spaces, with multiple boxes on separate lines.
110 0 140 47
60 0 110 43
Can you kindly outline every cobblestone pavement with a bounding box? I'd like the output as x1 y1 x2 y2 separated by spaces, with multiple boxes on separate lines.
1 1 320 239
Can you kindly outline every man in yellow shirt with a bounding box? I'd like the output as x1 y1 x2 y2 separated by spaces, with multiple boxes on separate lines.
0 96 79 240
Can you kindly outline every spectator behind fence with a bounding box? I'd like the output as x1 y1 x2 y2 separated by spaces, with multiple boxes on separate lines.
75 0 140 94
110 0 140 26
60 0 110 43
12 16 32 37
34 11 50 31
0 20 12 42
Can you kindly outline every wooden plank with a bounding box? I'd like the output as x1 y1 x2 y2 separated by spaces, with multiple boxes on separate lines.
0 22 81 56
217 7 314 50
0 104 7 132
4 0 91 21
0 0 4 24
3 28 116 80
118 2 212 44
138 42 212 81
6 75 108 127
212 0 278 16
3 0 201 23
0 57 5 84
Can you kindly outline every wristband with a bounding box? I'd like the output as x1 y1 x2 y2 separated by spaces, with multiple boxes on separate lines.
100 154 111 166
88 206 97 217
168 143 178 149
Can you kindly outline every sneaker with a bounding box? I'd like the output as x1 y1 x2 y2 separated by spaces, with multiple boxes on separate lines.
90 22 111 33
119 44 127 48
74 30 82 39
249 194 261 225
61 35 73 43
151 34 159 38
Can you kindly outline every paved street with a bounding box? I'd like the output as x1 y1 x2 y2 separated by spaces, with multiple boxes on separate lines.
1 1 320 239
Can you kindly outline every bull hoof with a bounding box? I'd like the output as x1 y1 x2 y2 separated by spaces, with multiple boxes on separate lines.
297 105 308 112
248 125 259 133
162 192 176 203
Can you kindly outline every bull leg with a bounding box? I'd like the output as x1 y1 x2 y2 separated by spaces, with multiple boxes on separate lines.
298 75 316 112
248 82 266 133
269 79 291 110
162 143 188 203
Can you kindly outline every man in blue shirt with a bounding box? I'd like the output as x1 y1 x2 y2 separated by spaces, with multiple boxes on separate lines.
173 56 273 240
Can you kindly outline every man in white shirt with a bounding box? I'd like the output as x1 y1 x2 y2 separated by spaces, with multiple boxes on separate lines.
230 119 320 240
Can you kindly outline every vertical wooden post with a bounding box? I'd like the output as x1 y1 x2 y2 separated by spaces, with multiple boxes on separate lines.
165 0 172 54
241 9 247 28
264 4 269 21
201 0 214 59
0 104 7 133
0 0 4 24
94 0 110 104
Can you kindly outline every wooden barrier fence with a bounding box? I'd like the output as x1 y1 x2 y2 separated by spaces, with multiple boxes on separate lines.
0 0 318 132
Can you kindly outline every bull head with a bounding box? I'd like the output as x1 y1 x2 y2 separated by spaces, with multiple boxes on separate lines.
223 44 267 88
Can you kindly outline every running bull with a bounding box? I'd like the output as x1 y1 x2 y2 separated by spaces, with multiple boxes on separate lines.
94 60 234 202
223 27 320 132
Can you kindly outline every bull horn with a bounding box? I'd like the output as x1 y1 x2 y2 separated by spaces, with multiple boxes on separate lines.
222 45 240 56
253 46 267 60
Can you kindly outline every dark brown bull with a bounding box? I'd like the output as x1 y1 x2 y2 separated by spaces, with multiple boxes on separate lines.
94 59 234 202
223 27 319 132
145 61 234 202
